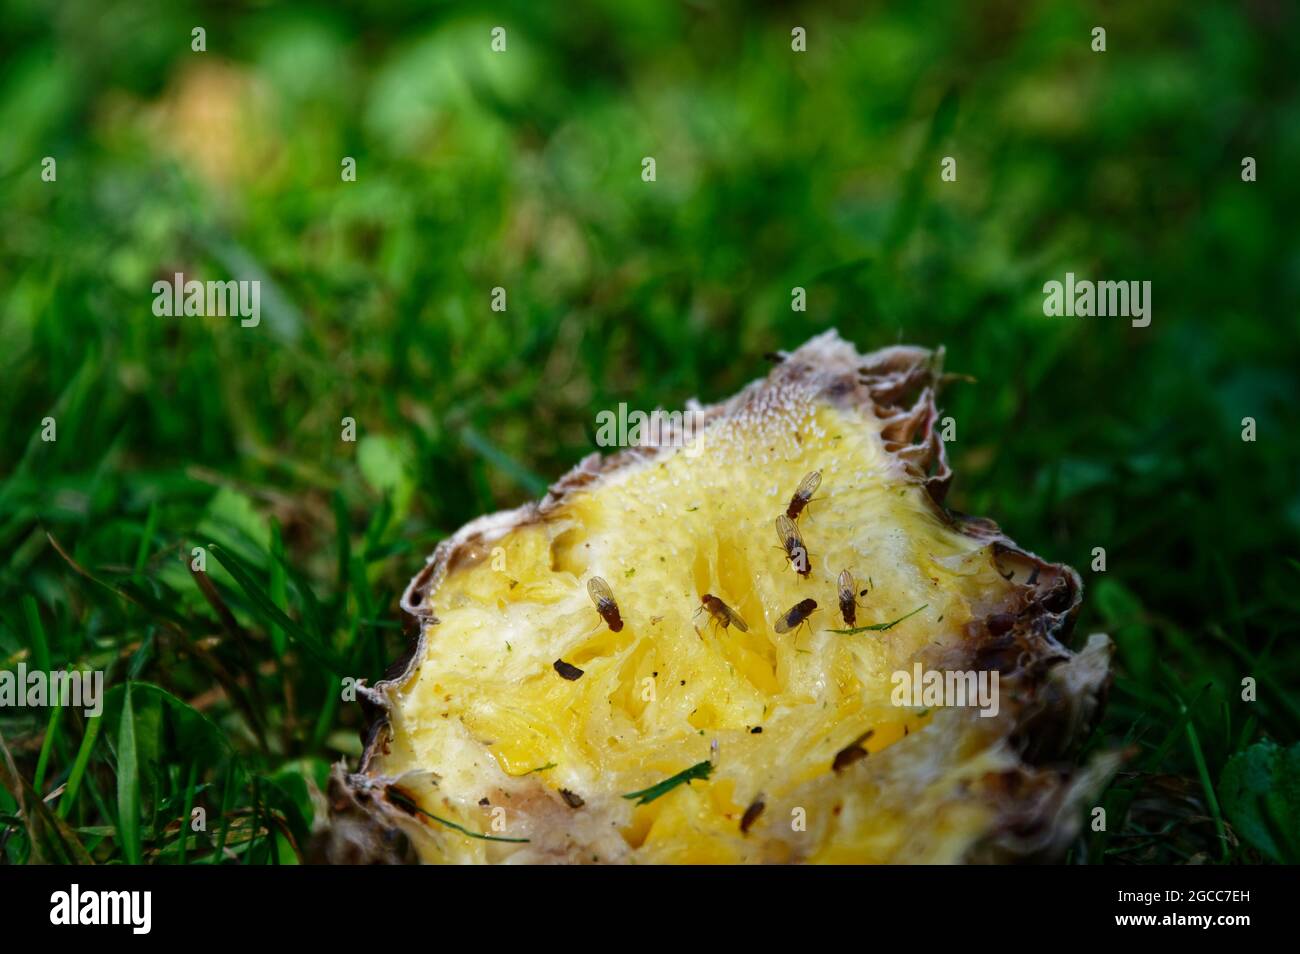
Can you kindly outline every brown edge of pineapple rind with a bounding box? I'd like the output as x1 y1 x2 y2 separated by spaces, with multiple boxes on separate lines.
314 330 1118 864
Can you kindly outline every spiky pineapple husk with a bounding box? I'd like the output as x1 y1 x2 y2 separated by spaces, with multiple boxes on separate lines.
316 331 1116 864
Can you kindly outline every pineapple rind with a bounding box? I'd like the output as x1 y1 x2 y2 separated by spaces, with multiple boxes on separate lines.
324 331 1114 864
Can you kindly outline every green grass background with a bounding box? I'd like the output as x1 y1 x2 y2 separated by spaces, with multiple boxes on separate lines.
2 0 1298 864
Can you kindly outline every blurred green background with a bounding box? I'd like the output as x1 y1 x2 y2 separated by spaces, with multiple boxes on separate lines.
2 0 1298 864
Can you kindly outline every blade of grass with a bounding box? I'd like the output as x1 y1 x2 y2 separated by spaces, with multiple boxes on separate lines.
117 682 141 864
57 714 102 819
33 704 63 792
212 764 237 864
21 594 51 674
385 785 530 843
310 676 341 751
460 425 548 496
621 760 714 805
177 760 199 864
827 604 928 634
133 499 159 578
1175 690 1229 863
269 520 287 657
263 544 327 639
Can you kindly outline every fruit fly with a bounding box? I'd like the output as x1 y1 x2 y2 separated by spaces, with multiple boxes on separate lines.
774 598 818 634
775 514 811 576
586 576 624 632
785 470 822 521
838 568 867 626
696 594 749 633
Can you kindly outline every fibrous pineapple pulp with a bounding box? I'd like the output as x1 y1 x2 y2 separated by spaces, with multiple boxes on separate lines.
324 332 1116 864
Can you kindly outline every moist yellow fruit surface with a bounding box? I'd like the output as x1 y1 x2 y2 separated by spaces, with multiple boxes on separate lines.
335 332 1115 864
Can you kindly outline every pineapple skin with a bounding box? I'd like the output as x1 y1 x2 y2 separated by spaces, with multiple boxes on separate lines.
319 331 1116 865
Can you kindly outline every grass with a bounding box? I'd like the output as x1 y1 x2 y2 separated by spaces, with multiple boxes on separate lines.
1 0 1299 864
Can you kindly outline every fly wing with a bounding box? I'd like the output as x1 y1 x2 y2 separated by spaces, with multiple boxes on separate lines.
725 604 750 633
796 470 822 500
775 514 800 548
586 576 614 608
837 569 855 602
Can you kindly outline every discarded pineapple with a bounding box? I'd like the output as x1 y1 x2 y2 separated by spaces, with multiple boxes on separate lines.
323 331 1115 864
